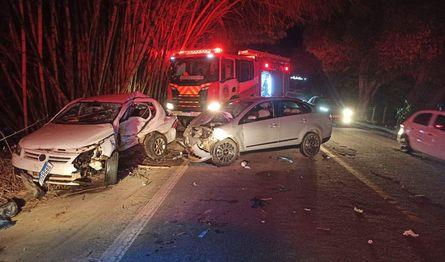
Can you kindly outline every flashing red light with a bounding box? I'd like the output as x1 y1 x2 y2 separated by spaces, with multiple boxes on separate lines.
213 47 223 53
265 63 269 68
285 66 289 71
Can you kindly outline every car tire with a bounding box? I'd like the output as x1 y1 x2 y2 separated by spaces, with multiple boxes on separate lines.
211 139 238 166
400 135 412 153
300 132 321 157
144 132 167 160
104 151 119 185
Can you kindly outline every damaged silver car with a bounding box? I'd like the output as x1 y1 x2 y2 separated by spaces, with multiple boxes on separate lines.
184 97 332 166
12 92 177 186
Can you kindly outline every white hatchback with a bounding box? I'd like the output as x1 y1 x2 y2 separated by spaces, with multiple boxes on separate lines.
398 110 445 160
184 97 332 166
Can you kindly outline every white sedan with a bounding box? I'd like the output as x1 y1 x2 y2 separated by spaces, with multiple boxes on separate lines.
184 97 332 166
398 109 445 160
12 92 177 186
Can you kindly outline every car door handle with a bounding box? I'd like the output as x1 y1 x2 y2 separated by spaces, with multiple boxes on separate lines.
270 123 277 128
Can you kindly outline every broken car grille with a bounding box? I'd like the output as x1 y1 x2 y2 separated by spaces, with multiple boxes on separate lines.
24 151 72 164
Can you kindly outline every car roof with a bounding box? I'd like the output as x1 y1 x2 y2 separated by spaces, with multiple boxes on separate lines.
413 109 445 115
78 91 150 104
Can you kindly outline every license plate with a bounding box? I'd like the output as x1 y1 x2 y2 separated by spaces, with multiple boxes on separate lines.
38 161 54 186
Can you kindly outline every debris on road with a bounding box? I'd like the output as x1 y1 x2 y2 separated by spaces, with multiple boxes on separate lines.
0 218 15 230
368 239 374 245
241 160 251 169
322 153 331 160
403 229 419 238
19 173 45 199
250 197 271 208
0 198 19 219
198 229 209 238
172 152 184 160
304 208 312 212
142 180 152 186
277 156 294 163
277 185 291 192
192 181 199 187
353 206 364 215
316 227 331 232
260 220 266 224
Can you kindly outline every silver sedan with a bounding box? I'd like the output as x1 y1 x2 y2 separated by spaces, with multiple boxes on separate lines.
184 97 332 166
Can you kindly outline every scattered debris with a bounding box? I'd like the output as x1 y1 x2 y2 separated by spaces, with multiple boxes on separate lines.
142 180 152 186
277 156 294 163
260 220 266 224
303 208 311 212
316 227 331 232
138 164 170 169
19 173 45 199
277 185 291 192
192 182 199 187
403 229 419 238
368 239 374 245
0 198 19 219
0 218 15 230
322 153 331 160
198 229 209 238
353 206 364 215
241 160 251 169
172 152 184 160
250 197 271 208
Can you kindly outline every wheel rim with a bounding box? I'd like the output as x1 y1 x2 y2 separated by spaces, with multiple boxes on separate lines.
154 137 166 156
304 134 320 156
215 142 236 164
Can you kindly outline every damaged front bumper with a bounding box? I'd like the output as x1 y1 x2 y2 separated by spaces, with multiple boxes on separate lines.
184 125 217 163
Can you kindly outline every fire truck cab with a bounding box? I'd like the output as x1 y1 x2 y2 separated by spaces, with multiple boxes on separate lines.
166 48 290 118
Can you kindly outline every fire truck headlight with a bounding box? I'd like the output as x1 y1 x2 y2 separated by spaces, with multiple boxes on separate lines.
342 108 354 124
166 102 174 110
207 102 221 112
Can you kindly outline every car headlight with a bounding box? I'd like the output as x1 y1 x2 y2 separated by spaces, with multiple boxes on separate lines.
319 106 329 112
73 149 94 170
207 101 221 112
13 144 22 155
166 102 174 110
342 108 353 124
212 128 228 141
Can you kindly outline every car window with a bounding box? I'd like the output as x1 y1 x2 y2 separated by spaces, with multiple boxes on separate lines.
275 100 307 117
413 113 432 126
240 101 273 124
433 114 445 131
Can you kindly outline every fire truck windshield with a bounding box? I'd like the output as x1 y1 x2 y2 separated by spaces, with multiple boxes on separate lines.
170 57 219 85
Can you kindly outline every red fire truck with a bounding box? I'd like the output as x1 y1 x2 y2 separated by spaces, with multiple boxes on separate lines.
166 47 291 117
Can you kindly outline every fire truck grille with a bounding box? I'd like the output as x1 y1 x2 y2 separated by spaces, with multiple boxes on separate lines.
177 95 201 111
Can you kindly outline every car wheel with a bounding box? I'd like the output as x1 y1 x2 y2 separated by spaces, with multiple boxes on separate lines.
300 132 321 157
144 132 167 160
104 151 119 185
211 139 238 166
400 135 412 153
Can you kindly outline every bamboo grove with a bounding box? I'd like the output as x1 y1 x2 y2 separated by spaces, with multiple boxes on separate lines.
0 0 345 130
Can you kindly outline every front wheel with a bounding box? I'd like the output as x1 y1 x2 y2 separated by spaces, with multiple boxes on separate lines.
211 139 238 166
104 151 119 185
300 132 321 157
144 133 168 160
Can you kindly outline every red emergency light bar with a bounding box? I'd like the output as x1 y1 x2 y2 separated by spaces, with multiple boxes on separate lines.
177 47 223 55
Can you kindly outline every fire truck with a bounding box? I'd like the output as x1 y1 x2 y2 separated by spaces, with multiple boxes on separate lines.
166 47 291 117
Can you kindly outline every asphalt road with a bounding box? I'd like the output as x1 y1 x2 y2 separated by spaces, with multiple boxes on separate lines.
1 126 445 262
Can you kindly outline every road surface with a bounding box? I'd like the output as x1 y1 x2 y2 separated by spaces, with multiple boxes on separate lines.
1 126 445 261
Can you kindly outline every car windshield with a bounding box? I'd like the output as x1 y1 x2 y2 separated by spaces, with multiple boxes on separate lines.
223 100 253 117
170 57 219 85
53 102 122 125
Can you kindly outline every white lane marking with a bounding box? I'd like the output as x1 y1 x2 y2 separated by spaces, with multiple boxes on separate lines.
100 162 189 262
321 146 422 222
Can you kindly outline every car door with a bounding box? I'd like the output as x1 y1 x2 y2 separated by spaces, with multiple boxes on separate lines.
274 99 309 146
118 102 152 150
239 101 279 151
409 112 433 153
425 113 445 160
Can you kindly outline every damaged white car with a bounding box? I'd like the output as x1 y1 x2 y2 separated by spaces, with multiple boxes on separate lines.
12 92 177 186
184 97 332 166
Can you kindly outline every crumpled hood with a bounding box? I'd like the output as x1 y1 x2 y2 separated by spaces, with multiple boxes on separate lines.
20 123 115 150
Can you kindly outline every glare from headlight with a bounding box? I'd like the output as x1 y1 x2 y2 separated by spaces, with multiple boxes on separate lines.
342 108 353 124
212 128 227 141
166 102 174 110
207 101 221 112
319 106 329 112
398 126 404 135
